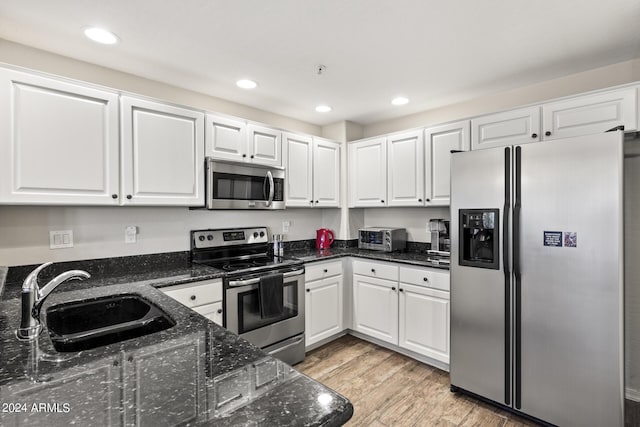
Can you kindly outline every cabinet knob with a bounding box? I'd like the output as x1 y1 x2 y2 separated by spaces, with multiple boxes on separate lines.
531 133 538 138
306 289 310 293
426 198 431 202
418 198 422 202
190 295 196 301
242 154 247 158
371 268 376 273
113 360 119 367
545 131 551 137
126 195 132 200
399 288 404 292
127 356 134 362
250 155 254 159
315 200 319 204
423 277 429 282
381 200 385 203
323 269 328 273
217 309 223 314
111 194 118 199
391 287 396 291
309 200 314 205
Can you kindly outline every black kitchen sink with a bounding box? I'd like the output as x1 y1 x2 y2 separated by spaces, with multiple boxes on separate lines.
45 293 176 352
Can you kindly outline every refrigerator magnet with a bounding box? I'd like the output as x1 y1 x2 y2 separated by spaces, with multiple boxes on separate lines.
563 232 577 247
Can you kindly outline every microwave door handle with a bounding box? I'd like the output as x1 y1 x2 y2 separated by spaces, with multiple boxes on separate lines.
265 170 274 207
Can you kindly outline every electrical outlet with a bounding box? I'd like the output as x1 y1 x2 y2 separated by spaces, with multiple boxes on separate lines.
49 230 74 249
282 221 291 233
125 226 138 244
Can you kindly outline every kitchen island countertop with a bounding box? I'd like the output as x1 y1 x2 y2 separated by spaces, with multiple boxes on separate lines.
0 279 353 426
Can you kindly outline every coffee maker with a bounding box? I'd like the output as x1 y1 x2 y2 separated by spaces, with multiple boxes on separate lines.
428 219 450 255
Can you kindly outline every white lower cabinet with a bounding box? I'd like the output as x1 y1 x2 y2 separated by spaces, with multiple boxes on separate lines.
351 259 450 364
305 261 344 347
161 279 223 326
353 274 398 345
399 284 450 363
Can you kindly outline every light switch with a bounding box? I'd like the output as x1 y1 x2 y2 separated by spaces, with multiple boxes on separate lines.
50 230 73 249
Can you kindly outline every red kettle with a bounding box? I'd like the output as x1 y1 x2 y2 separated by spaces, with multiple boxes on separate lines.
316 228 335 250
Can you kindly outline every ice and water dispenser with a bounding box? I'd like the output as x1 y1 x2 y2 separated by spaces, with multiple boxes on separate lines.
459 209 499 270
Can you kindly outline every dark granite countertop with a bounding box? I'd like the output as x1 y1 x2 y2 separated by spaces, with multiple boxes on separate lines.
287 247 451 270
0 281 353 426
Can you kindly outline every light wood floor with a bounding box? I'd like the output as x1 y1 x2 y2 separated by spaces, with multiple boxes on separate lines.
296 335 539 426
298 335 639 426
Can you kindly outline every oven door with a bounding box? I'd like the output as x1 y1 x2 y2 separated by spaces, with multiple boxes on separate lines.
225 269 304 348
206 159 285 209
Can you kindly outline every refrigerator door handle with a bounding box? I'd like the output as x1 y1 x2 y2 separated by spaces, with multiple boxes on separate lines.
514 146 522 410
503 147 511 406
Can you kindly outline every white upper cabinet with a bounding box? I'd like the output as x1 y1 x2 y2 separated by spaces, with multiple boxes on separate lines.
284 134 341 208
542 88 637 140
471 106 541 150
387 130 424 207
205 116 281 166
284 132 313 207
349 137 387 207
204 114 246 163
313 138 341 207
247 124 281 166
121 96 204 206
424 120 470 206
0 68 120 205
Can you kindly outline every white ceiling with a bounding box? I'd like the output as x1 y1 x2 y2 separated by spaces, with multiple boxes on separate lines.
1 0 639 126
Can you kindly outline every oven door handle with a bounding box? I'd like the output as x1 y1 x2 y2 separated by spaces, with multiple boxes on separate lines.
227 269 304 287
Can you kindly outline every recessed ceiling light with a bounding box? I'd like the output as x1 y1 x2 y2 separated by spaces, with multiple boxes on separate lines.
84 27 119 45
315 105 332 113
236 79 257 89
391 96 409 106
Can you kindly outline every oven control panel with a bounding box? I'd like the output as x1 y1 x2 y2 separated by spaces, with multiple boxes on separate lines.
192 227 269 249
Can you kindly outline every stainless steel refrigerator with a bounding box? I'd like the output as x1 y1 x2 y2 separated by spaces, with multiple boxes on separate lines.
450 131 625 427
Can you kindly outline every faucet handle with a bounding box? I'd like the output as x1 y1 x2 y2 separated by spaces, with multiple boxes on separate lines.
22 262 53 291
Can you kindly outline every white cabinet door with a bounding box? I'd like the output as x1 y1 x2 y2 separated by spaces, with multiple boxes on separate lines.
305 276 343 347
348 137 387 207
121 96 204 206
284 132 313 207
247 124 281 166
192 301 223 326
353 274 398 345
204 114 246 162
471 106 541 150
399 283 450 363
387 130 424 207
542 88 637 140
313 138 341 208
424 120 470 206
0 68 120 205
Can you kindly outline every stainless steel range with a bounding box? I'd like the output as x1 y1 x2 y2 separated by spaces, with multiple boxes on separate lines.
191 227 305 365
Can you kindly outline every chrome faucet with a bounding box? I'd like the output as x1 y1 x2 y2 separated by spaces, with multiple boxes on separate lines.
16 262 91 340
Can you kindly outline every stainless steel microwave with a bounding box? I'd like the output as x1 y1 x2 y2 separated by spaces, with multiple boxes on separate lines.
206 158 285 210
358 227 406 252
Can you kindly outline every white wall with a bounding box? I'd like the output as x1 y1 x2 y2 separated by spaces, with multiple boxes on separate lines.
364 207 450 243
624 150 640 400
0 206 324 266
361 58 640 139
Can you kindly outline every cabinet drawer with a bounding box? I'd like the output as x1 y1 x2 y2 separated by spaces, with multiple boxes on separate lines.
305 260 342 282
352 259 398 281
162 279 222 308
399 266 450 292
